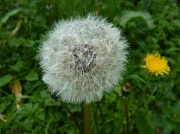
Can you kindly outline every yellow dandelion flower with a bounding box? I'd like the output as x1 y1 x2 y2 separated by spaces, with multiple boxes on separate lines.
142 53 170 76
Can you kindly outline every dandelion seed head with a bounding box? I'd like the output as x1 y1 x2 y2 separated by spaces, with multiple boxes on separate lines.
39 15 128 103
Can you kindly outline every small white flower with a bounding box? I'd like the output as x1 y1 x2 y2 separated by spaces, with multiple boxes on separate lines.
39 15 128 104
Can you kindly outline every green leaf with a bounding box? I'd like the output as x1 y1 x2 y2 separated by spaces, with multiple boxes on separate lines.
135 112 155 134
119 10 155 29
9 37 25 48
9 60 24 72
172 19 180 28
129 74 146 84
0 74 13 87
109 93 116 102
25 71 39 81
1 8 22 24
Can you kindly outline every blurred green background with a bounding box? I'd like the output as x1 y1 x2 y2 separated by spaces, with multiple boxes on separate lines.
0 0 180 134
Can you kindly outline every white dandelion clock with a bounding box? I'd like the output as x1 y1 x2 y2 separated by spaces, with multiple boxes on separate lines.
39 15 128 104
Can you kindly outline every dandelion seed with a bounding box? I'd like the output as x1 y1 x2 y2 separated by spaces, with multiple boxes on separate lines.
39 15 128 104
142 53 170 76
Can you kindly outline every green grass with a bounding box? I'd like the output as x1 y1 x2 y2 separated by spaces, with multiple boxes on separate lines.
0 0 180 133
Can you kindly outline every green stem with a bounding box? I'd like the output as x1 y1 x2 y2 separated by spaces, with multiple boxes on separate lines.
61 102 81 133
124 99 129 134
140 74 151 100
83 103 91 134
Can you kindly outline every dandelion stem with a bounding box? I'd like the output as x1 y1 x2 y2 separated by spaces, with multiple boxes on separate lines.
83 103 91 134
124 99 129 134
141 74 151 100
61 102 81 133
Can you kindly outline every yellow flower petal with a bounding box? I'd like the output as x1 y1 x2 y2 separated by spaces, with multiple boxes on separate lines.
142 53 170 76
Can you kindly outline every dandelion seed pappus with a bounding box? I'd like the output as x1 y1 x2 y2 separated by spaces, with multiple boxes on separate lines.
39 15 129 103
